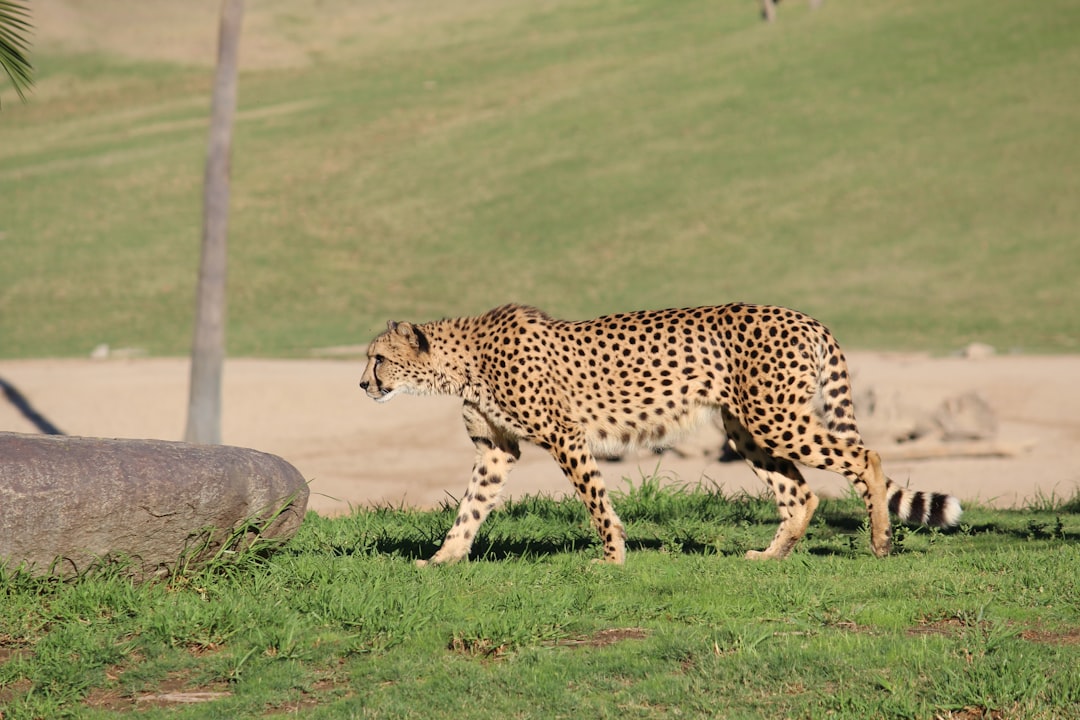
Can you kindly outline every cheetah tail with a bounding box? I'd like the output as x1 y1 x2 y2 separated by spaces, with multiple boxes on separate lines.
885 483 963 528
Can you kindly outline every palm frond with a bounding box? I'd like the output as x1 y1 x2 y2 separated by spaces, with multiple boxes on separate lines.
0 0 34 107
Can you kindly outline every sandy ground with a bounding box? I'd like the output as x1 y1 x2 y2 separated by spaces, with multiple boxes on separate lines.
1 352 1078 516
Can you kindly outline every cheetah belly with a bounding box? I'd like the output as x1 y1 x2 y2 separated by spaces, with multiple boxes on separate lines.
584 405 716 459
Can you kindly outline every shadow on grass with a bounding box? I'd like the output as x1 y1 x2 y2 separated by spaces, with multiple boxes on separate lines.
299 485 1080 564
300 493 881 562
320 536 746 563
963 520 1080 543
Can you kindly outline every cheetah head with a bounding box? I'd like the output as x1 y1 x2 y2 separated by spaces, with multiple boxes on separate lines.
359 320 433 403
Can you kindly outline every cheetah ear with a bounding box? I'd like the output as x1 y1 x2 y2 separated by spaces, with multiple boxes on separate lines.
392 321 430 354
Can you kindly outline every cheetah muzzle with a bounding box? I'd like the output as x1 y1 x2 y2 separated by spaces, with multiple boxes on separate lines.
358 303 962 566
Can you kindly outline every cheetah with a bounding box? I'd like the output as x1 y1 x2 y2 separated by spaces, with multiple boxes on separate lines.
359 303 962 565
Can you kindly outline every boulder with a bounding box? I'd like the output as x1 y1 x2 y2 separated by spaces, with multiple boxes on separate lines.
0 432 309 578
854 387 998 446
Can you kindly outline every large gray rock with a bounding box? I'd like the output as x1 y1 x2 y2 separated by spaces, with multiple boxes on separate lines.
0 432 309 578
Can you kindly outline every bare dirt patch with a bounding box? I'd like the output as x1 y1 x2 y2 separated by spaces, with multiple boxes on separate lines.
908 614 977 638
1019 626 1080 646
1 352 1078 516
554 627 651 649
448 634 510 660
81 669 232 712
937 708 1007 720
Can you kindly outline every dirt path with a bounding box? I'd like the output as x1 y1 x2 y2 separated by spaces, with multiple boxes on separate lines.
2 352 1078 515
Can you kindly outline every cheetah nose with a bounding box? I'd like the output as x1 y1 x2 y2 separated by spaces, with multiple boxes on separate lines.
359 380 369 391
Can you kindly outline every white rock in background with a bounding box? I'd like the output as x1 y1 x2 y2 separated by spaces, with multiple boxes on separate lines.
962 342 996 360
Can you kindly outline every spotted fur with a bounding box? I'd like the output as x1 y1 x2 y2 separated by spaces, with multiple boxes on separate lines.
359 303 962 565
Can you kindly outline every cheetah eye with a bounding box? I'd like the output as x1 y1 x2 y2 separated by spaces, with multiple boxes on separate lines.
373 355 385 367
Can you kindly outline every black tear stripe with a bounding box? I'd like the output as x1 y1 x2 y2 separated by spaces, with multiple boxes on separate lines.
928 493 949 527
906 492 926 524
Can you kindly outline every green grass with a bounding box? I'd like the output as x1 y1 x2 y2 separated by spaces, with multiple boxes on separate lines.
2 482 1078 718
1 0 1078 358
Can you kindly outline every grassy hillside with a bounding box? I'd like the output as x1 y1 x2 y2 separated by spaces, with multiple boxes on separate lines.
1 0 1078 357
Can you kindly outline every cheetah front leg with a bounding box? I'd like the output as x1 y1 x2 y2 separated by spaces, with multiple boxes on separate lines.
418 403 520 567
544 426 627 564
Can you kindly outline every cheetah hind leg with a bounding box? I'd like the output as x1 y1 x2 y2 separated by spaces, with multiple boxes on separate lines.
745 457 820 560
722 413 819 560
855 449 892 558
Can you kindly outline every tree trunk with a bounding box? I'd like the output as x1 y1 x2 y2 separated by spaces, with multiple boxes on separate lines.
184 0 243 444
